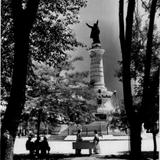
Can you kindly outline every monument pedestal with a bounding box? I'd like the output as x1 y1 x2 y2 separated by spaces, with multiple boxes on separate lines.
89 45 105 92
88 43 115 120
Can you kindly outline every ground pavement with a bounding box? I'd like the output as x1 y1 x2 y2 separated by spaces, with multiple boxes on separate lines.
14 133 159 156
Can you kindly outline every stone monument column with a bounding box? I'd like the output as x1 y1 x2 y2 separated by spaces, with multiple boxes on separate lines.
86 20 116 117
89 45 105 92
89 44 115 114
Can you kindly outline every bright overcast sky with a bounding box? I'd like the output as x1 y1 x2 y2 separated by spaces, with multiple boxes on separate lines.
72 0 123 100
72 0 160 101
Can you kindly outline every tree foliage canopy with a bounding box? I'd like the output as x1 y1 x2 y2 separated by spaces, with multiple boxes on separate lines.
21 61 95 133
1 0 87 101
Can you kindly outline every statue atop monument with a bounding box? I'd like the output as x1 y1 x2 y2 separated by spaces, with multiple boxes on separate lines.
86 20 100 44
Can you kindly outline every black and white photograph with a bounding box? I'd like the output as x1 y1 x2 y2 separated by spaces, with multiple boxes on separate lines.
1 0 160 160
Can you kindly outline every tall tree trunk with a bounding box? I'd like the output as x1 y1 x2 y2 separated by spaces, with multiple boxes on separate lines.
119 0 125 53
119 0 135 119
1 16 30 160
125 1 142 158
119 0 158 159
37 109 42 138
152 132 157 160
1 1 40 160
141 2 158 159
119 0 142 159
141 0 158 121
129 118 142 159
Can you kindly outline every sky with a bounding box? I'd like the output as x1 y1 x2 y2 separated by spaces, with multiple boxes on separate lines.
72 0 123 101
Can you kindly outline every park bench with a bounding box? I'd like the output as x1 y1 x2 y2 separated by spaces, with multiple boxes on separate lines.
72 141 95 155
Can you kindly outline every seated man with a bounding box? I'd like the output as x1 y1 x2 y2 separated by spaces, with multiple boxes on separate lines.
26 136 35 157
40 136 50 157
76 129 83 155
34 136 41 157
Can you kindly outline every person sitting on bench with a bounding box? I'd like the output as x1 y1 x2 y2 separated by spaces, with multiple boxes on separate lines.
76 129 83 155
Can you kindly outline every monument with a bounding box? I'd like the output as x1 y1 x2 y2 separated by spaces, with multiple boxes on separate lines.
86 20 116 120
65 21 117 138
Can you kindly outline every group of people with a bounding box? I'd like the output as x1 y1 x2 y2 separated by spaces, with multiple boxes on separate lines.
26 136 50 158
26 129 100 157
76 129 100 155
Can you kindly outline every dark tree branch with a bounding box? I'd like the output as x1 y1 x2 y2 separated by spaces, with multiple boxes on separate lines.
119 0 125 53
141 0 150 10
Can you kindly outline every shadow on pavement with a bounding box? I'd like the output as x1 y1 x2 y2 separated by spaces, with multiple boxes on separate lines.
14 151 159 160
14 153 89 160
101 151 159 160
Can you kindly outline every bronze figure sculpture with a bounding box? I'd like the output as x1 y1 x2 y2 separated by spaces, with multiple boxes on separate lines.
86 20 100 44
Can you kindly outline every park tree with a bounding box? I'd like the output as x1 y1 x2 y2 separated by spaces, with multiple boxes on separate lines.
133 1 160 158
118 0 158 159
1 0 87 101
136 1 159 156
140 0 159 132
1 0 87 160
20 61 95 136
1 1 40 159
109 100 128 134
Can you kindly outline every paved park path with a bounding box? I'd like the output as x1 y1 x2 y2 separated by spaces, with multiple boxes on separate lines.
14 133 159 156
14 133 159 160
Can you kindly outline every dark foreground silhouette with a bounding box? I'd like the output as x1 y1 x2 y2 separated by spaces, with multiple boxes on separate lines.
13 151 159 160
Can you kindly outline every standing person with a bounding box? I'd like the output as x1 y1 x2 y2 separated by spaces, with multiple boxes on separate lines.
25 136 35 157
40 136 50 158
76 129 83 155
93 130 100 154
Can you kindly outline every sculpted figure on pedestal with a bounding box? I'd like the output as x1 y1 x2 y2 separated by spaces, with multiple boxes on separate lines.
86 20 100 44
